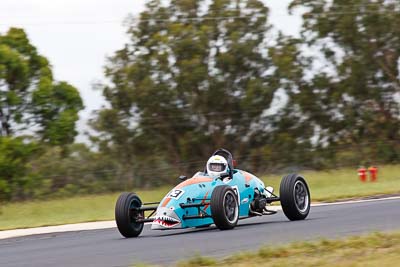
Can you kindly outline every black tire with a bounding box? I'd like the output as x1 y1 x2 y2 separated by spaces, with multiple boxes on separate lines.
210 185 239 230
115 192 144 238
280 174 310 221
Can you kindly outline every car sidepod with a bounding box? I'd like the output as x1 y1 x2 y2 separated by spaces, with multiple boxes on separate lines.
231 170 265 217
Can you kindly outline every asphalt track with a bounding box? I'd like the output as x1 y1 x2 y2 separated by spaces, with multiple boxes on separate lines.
1 198 399 267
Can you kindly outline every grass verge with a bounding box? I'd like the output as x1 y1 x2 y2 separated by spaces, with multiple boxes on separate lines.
0 164 399 230
0 186 170 230
176 231 400 267
264 164 400 202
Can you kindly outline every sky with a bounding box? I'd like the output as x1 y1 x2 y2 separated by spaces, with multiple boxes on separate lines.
0 0 302 142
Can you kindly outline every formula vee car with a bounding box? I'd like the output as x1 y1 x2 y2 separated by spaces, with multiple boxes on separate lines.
115 149 310 237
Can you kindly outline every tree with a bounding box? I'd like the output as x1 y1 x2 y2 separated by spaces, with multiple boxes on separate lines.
0 28 83 145
27 143 123 198
92 0 286 182
287 0 400 163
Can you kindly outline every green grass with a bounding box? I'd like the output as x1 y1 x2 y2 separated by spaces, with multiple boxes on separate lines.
264 164 400 202
0 186 170 230
0 164 399 230
174 231 400 267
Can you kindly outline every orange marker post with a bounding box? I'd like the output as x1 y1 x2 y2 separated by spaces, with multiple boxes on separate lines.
358 167 367 182
368 166 378 182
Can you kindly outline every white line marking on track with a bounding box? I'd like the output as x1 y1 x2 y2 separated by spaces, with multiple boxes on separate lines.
1 196 399 240
0 221 117 240
312 195 400 207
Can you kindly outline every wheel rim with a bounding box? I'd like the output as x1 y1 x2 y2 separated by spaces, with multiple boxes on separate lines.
293 180 309 213
129 198 143 230
223 191 238 223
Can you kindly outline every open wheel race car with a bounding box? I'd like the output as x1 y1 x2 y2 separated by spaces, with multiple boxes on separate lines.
115 149 311 238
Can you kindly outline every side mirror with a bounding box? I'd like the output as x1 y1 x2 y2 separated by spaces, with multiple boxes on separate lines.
179 175 187 181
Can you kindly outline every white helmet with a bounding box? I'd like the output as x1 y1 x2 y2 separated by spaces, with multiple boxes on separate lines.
206 155 228 177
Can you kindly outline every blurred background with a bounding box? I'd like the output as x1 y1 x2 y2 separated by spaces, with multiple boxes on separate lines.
1 0 399 202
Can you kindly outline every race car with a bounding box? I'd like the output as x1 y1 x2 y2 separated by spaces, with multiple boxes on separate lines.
115 148 310 237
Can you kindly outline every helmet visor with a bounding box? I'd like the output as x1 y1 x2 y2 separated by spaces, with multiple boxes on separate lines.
209 163 226 172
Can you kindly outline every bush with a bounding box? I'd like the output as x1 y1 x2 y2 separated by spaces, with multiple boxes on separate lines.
0 137 39 201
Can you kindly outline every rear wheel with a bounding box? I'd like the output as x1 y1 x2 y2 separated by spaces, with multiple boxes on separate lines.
280 174 310 221
115 192 144 238
211 185 239 230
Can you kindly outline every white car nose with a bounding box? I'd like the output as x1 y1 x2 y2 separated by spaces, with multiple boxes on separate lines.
151 207 181 230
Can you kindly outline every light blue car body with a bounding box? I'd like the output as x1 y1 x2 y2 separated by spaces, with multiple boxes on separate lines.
151 169 267 229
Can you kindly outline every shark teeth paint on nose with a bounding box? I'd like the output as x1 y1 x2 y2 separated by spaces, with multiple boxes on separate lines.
152 215 180 228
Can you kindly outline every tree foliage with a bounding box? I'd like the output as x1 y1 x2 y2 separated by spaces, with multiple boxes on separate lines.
289 0 400 151
0 137 38 201
0 141 124 201
3 1 400 201
0 28 85 201
92 0 400 185
92 0 287 182
0 28 84 145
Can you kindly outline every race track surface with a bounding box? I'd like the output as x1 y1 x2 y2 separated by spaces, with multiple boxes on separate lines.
1 198 399 267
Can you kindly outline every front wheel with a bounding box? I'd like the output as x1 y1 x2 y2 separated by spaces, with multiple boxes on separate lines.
115 192 144 238
211 185 239 230
280 174 310 221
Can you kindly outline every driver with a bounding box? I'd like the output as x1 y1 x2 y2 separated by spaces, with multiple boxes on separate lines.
206 155 230 180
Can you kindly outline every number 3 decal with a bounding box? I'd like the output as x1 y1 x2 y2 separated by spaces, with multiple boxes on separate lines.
169 189 184 199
